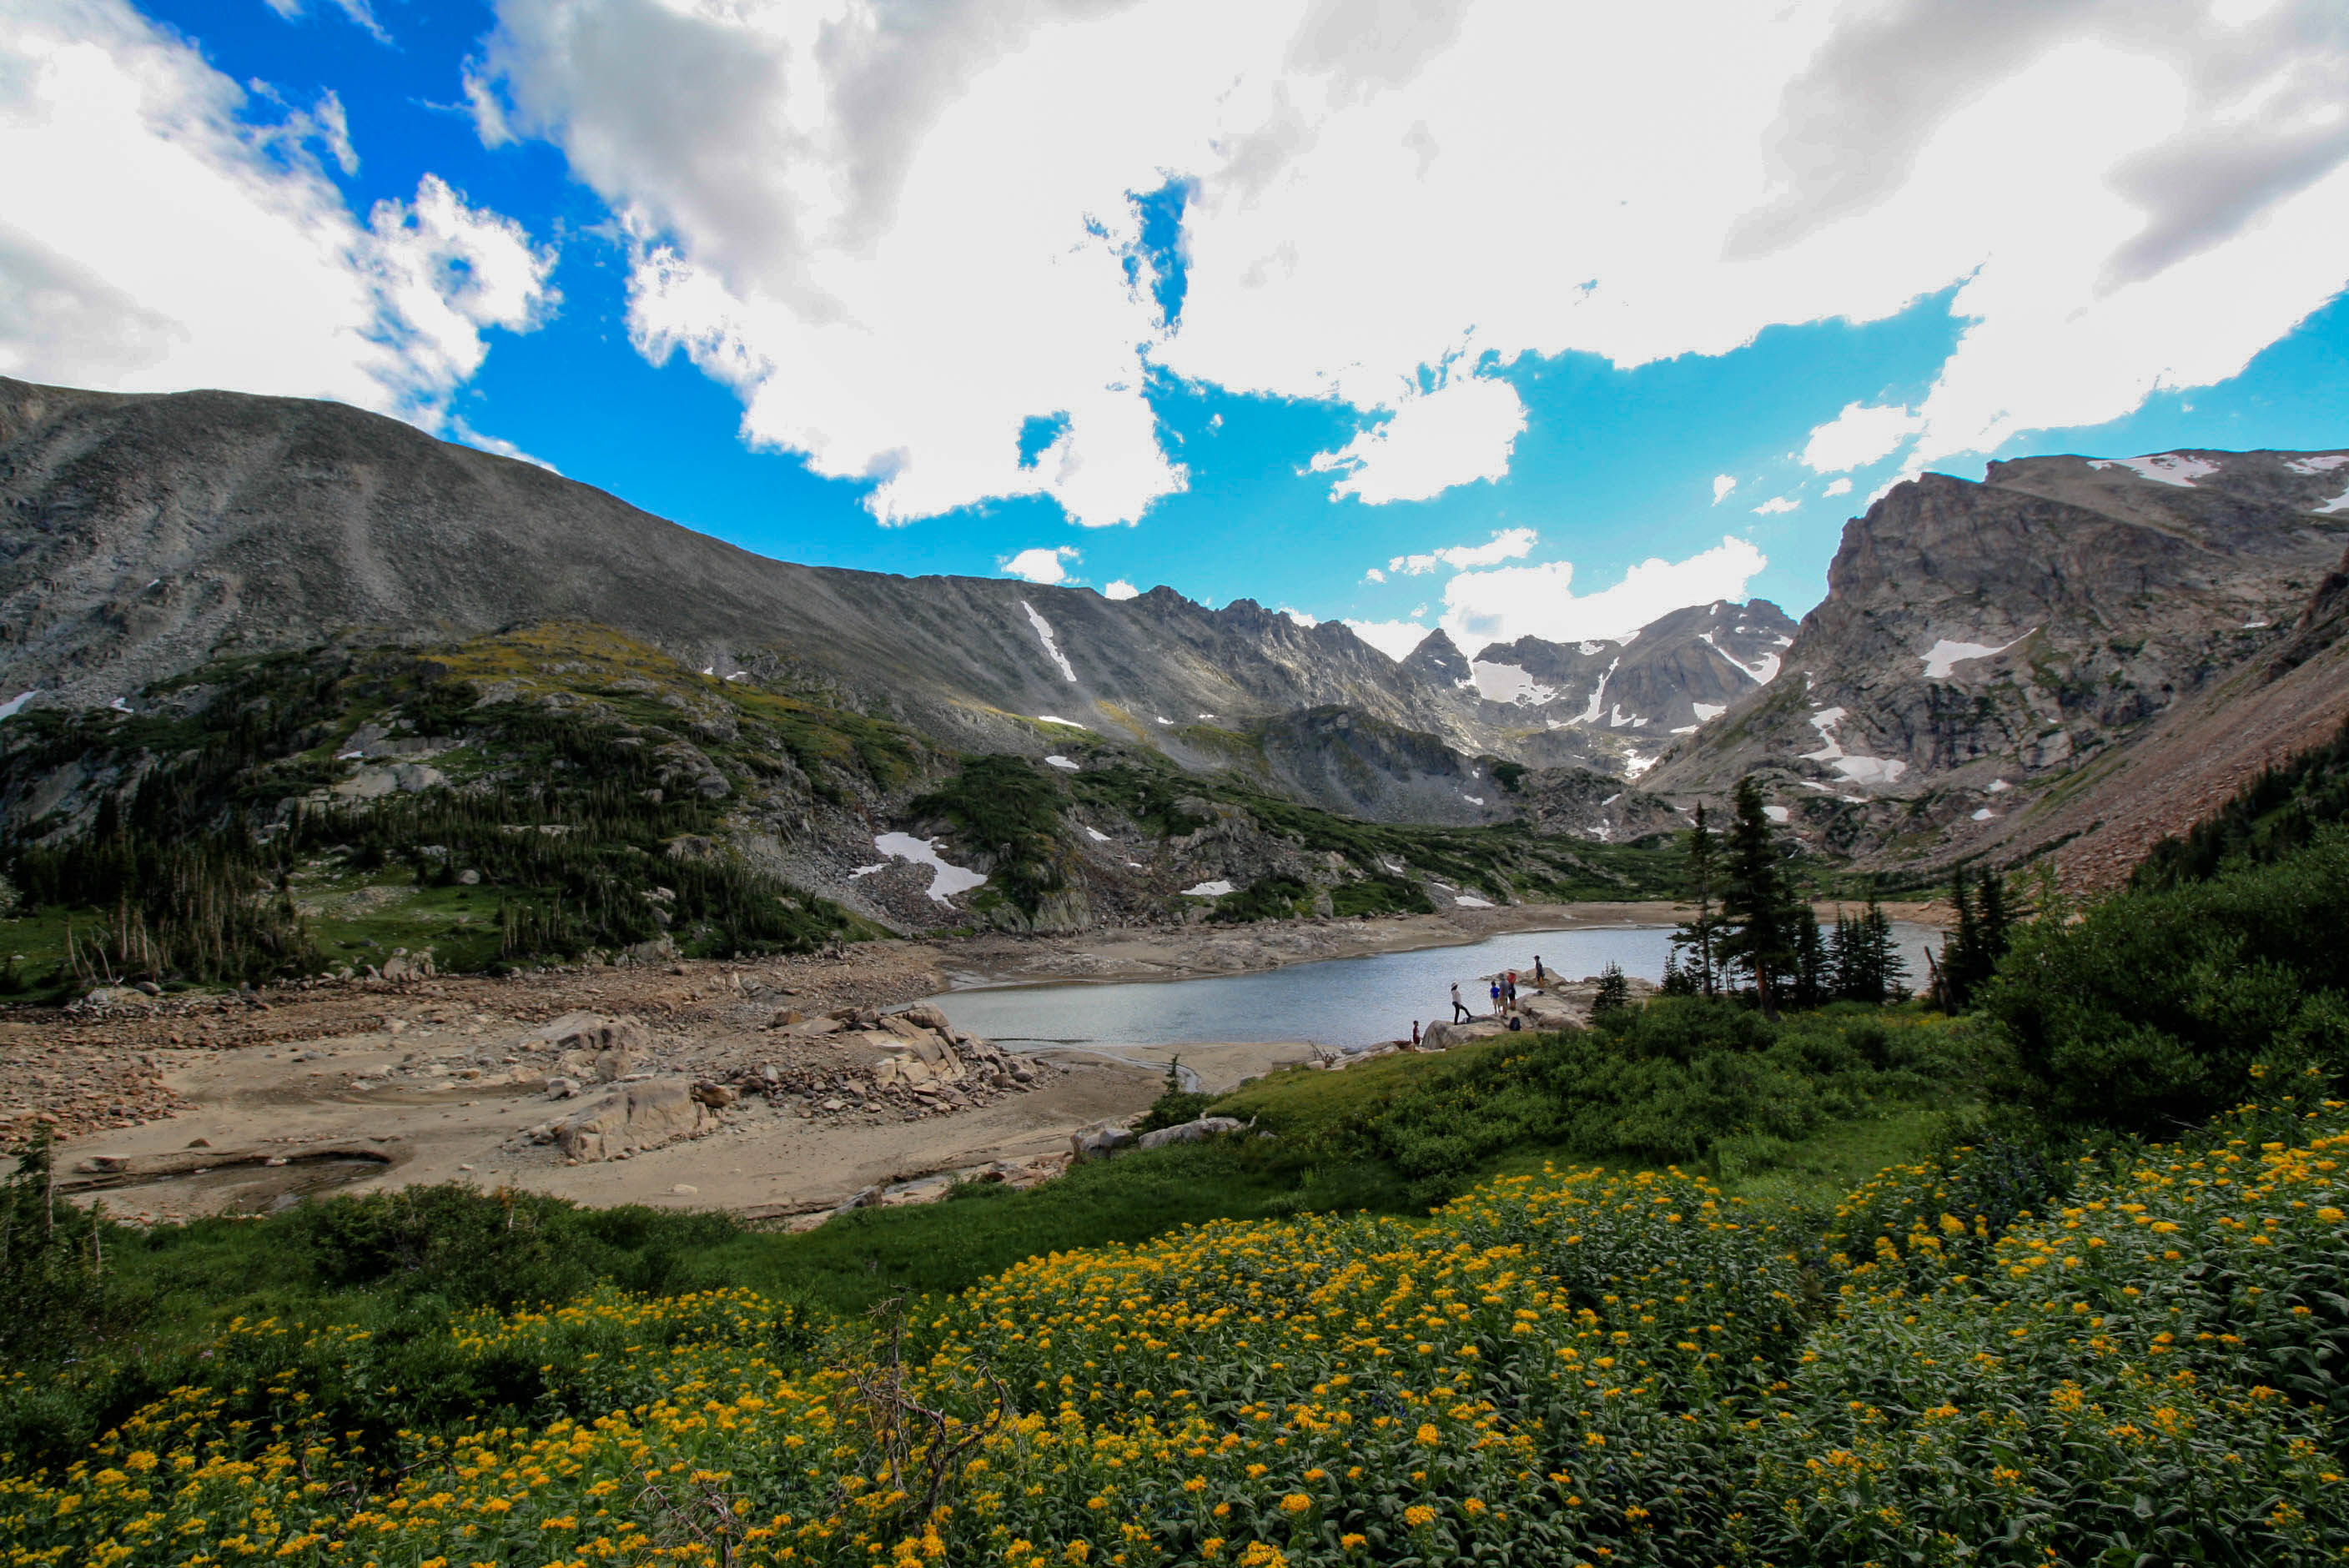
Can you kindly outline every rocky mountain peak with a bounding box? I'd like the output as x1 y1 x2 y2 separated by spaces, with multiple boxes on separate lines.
1399 628 1474 688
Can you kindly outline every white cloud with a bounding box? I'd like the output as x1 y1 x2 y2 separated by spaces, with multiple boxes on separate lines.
265 0 391 45
1440 535 1767 650
0 0 551 425
1277 606 1319 626
1361 565 1386 583
1823 476 1854 497
1752 495 1799 515
470 0 2347 528
1002 545 1080 584
1712 475 1738 505
1307 370 1526 503
1387 525 1538 576
1343 619 1435 661
1102 579 1141 600
1801 401 1925 472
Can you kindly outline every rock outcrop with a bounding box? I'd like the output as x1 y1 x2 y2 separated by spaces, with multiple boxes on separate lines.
552 1078 707 1162
1647 450 2349 872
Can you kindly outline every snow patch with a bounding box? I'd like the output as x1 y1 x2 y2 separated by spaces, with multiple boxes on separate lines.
2284 455 2349 475
1181 879 1235 897
1155 716 1173 726
1575 659 1619 725
1763 805 1789 824
848 862 887 878
1035 715 1089 729
1020 600 1078 682
2244 620 2271 630
870 832 989 904
2314 487 2349 516
1691 702 1727 722
109 696 131 711
1706 636 1781 684
1623 753 1657 778
1577 640 1611 656
1800 706 1909 786
0 691 35 722
1453 895 1494 908
1971 808 1996 822
1470 661 1558 705
1600 793 1621 807
1197 712 1216 721
1461 794 1486 806
1044 755 1079 771
1988 778 2011 793
1922 632 2029 679
2089 453 2221 488
1084 826 1110 842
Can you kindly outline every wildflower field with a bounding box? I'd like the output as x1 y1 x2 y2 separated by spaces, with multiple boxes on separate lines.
6 1095 2346 1567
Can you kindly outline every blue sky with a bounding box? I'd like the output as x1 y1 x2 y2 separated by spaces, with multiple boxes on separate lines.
8 0 2348 658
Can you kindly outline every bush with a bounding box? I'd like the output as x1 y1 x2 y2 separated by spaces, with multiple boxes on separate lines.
1984 827 2349 1132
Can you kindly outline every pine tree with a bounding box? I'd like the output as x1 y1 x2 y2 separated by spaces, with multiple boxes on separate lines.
1867 897 1909 1002
1592 961 1630 1015
1670 802 1723 998
1718 776 1794 1016
1791 904 1827 1009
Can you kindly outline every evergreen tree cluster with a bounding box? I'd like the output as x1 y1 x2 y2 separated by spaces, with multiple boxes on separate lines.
1664 777 1908 1013
1934 863 2014 1012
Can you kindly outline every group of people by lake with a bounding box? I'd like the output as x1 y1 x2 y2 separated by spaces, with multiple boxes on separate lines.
1407 952 1549 1046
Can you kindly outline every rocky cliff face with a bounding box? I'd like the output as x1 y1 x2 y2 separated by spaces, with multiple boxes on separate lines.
1648 450 2349 871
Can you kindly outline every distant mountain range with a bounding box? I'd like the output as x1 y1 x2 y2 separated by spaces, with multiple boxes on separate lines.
3 374 2343 894
0 376 1765 826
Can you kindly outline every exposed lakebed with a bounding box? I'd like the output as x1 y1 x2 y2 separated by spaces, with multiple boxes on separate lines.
928 922 1943 1050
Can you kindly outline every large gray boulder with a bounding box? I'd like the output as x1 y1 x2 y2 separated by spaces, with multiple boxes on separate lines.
554 1078 707 1161
1069 1121 1135 1162
1134 1115 1245 1152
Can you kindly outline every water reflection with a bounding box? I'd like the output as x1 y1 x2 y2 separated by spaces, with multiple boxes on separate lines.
927 922 1941 1051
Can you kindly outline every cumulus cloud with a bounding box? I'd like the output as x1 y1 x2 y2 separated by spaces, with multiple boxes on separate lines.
1712 475 1738 505
1387 525 1537 576
1342 618 1436 660
1823 476 1854 497
1001 545 1080 584
1362 566 1386 583
466 0 2349 527
1439 535 1767 651
1307 371 1526 503
1801 401 1925 472
0 0 551 425
1752 496 1799 515
1102 579 1141 600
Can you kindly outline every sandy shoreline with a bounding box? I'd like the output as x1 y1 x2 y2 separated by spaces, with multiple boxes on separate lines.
12 898 1946 1222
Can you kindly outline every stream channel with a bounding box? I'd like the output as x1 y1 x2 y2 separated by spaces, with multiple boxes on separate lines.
925 922 1942 1060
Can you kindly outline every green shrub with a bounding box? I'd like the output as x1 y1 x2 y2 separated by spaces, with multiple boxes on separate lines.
1985 827 2349 1132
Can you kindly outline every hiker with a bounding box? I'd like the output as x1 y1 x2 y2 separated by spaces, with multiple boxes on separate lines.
1506 971 1518 1008
1410 1019 1421 1047
1451 983 1470 1023
1488 978 1502 1015
1532 955 1546 986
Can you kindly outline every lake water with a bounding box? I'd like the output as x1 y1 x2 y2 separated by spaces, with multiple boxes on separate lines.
925 922 1941 1051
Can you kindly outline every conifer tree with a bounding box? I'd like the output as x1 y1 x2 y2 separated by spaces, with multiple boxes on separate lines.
1671 802 1723 998
1718 776 1795 1016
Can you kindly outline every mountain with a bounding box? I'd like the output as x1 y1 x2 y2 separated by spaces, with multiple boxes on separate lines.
1649 449 2349 882
0 376 1774 820
1464 599 1797 753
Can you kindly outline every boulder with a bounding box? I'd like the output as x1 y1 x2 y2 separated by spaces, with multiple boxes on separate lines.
1070 1121 1135 1162
546 1016 654 1082
1134 1115 1245 1152
692 1080 740 1108
553 1078 707 1162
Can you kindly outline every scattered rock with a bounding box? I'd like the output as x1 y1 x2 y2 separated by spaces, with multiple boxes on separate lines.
1070 1121 1134 1162
552 1078 708 1162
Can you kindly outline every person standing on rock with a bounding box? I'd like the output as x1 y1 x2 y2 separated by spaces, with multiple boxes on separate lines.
1488 978 1502 1016
1410 1020 1422 1048
1532 955 1547 988
1451 983 1471 1023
